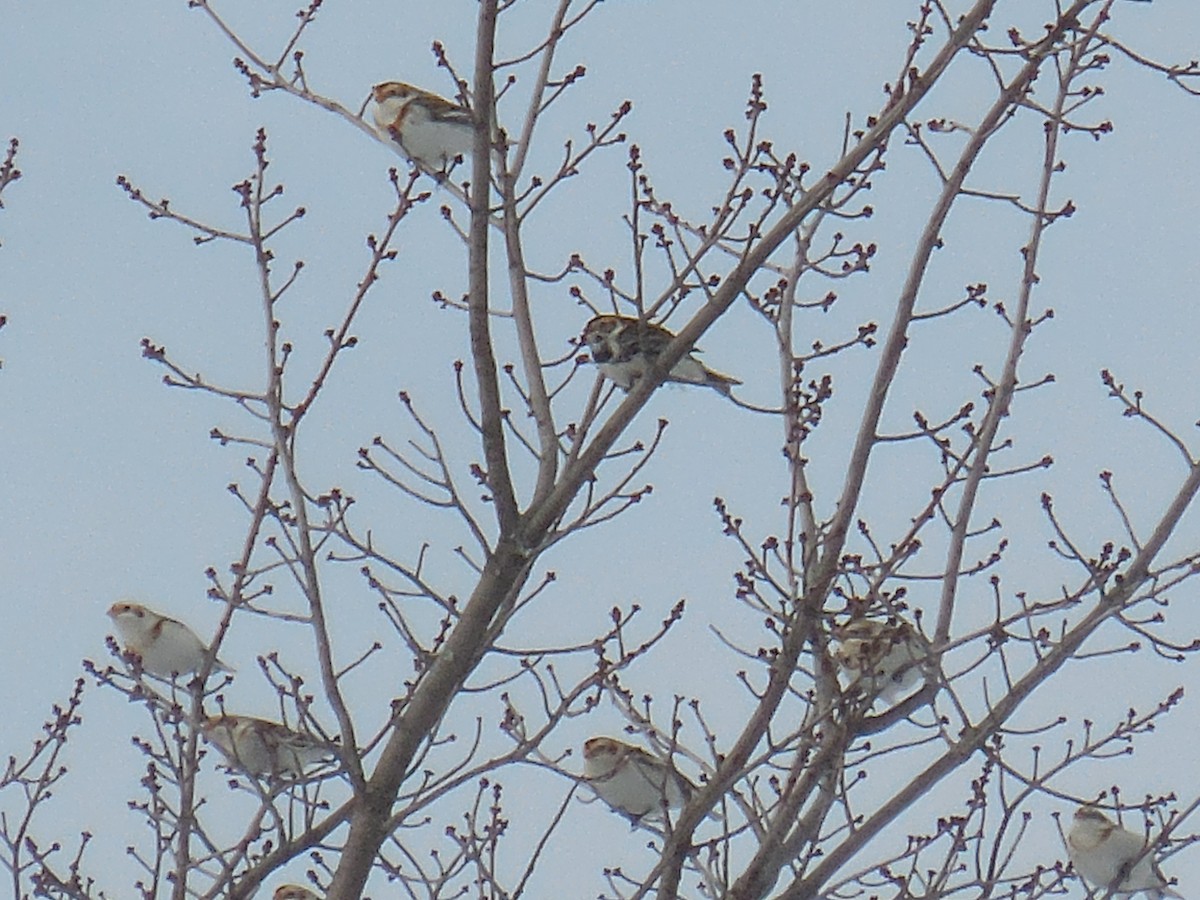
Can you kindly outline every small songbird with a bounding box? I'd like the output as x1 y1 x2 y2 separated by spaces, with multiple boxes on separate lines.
370 81 476 169
833 618 927 705
107 600 231 679
581 314 742 397
202 715 338 778
273 886 320 900
1068 806 1182 899
583 736 695 821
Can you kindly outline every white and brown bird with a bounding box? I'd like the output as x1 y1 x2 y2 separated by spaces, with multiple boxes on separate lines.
272 885 320 900
370 81 476 170
108 600 231 679
583 736 695 821
833 618 927 705
581 314 742 397
1068 806 1182 899
202 714 337 779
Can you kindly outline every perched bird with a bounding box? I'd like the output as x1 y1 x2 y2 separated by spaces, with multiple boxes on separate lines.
370 81 476 170
583 736 695 821
833 618 927 705
1068 806 1182 899
202 714 338 779
273 886 320 900
581 314 742 397
108 600 231 679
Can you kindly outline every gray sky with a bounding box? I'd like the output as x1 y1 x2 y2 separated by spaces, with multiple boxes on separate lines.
2 1 1199 896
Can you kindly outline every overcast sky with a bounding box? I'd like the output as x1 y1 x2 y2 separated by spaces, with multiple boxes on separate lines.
2 1 1199 897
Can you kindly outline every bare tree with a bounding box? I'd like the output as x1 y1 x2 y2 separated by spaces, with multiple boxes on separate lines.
5 1 1200 898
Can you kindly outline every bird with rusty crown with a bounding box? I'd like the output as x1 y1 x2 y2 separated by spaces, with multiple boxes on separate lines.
108 600 232 680
832 618 928 706
273 886 320 900
583 736 697 821
202 714 338 779
1068 806 1182 899
369 81 476 170
581 314 741 397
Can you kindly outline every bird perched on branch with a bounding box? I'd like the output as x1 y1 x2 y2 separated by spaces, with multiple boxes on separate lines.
108 600 231 679
202 714 338 779
370 81 476 170
1068 806 1182 899
832 618 928 705
583 736 696 821
273 886 320 900
581 314 741 397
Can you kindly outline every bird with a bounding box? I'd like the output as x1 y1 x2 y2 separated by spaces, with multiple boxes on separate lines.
370 81 476 170
107 600 231 679
582 736 695 821
202 714 338 779
832 618 927 705
273 886 320 900
1067 806 1182 899
581 314 742 397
